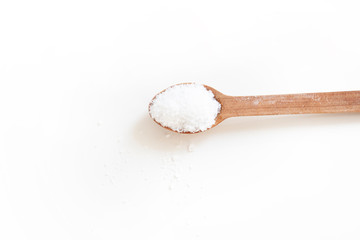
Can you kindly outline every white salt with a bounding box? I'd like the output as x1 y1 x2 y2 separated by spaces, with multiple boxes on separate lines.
149 83 221 133
188 144 195 152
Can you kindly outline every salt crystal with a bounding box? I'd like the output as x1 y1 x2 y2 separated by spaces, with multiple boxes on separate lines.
149 83 221 133
188 144 195 152
171 155 179 161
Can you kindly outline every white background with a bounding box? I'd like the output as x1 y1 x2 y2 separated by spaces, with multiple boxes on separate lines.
1 0 360 239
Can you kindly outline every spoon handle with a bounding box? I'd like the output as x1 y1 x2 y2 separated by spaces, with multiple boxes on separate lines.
220 91 360 117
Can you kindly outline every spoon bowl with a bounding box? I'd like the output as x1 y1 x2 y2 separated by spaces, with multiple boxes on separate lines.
148 83 221 134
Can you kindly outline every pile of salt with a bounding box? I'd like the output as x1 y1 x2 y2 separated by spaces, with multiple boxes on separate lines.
149 84 221 133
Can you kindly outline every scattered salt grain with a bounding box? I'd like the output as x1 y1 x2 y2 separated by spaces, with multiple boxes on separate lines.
109 177 114 185
171 155 179 162
149 83 221 133
187 144 195 152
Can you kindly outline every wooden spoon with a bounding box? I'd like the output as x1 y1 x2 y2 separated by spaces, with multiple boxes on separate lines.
150 84 360 134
